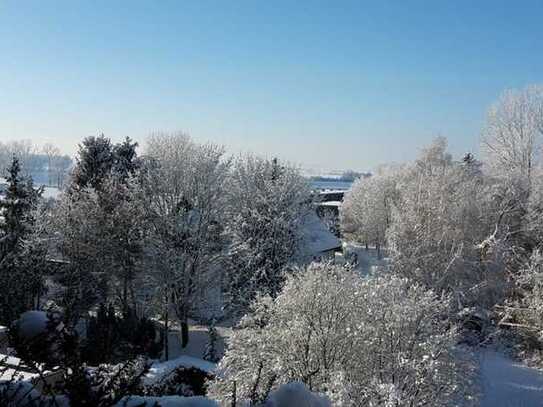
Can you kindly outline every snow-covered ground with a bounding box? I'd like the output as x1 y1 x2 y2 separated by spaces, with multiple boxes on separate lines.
41 186 61 200
342 243 389 275
479 349 543 407
167 321 231 361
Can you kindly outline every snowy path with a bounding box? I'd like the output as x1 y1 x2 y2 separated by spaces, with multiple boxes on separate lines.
479 349 543 407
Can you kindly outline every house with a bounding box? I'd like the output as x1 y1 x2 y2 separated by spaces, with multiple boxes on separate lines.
314 189 345 237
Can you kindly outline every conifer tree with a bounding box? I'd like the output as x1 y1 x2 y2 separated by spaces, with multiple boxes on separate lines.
0 157 45 325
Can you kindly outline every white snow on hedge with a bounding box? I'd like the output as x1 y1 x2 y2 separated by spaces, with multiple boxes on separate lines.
116 395 218 407
144 356 216 385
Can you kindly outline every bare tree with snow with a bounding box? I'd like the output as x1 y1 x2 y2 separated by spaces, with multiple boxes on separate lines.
142 132 230 349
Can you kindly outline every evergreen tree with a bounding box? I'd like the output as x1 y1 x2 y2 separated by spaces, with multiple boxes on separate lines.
0 157 42 257
71 134 115 191
0 157 45 325
113 136 141 180
203 319 220 363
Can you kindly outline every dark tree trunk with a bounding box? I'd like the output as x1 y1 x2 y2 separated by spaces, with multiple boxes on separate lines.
164 308 169 361
181 320 189 348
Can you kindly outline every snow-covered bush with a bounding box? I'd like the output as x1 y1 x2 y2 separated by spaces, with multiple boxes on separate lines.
501 251 543 353
209 262 470 406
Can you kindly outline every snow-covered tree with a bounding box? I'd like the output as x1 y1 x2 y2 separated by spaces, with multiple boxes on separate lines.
480 85 543 263
71 134 115 191
142 132 230 348
203 319 220 363
210 262 469 406
385 139 505 309
42 143 61 187
98 176 147 312
50 189 109 326
223 155 311 315
0 157 46 325
341 165 399 257
0 139 39 177
481 85 543 182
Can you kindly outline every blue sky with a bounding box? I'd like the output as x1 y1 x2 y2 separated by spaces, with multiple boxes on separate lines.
1 1 542 171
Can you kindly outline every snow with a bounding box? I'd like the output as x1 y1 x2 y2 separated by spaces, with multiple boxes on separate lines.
266 382 331 407
299 211 342 258
41 186 61 200
166 323 229 361
318 189 346 195
317 201 342 207
479 349 543 406
144 355 216 385
343 243 389 275
0 353 40 382
116 396 218 407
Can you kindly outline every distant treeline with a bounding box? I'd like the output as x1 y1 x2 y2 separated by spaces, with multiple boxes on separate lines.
0 140 72 187
310 170 371 183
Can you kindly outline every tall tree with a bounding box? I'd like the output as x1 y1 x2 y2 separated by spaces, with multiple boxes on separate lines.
341 165 399 258
481 84 543 182
0 157 42 257
71 134 115 191
42 143 61 186
0 157 45 325
143 133 229 348
223 155 311 315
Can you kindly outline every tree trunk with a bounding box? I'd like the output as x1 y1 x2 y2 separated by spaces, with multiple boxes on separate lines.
376 242 382 260
181 319 189 348
164 308 169 361
122 276 129 313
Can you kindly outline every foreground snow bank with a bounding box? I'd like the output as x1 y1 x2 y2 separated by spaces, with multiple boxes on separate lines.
144 355 216 385
479 348 543 407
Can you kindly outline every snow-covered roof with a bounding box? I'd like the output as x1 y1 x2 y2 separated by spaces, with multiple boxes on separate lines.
317 201 342 208
143 355 216 386
299 211 342 258
318 189 345 195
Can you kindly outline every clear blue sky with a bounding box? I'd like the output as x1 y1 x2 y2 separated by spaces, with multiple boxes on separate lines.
1 1 542 172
